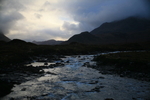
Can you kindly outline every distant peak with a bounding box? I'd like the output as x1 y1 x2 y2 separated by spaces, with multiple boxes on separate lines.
81 31 89 33
80 31 90 35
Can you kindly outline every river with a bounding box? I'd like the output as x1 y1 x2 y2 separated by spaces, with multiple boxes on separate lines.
2 54 150 100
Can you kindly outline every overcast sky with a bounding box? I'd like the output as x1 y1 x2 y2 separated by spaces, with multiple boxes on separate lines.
0 0 150 41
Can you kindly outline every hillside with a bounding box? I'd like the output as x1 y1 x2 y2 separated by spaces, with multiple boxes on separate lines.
65 17 150 44
33 39 63 45
91 17 150 34
7 39 36 46
64 32 100 44
0 33 11 42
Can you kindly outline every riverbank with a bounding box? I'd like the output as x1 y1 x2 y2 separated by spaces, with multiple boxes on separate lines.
1 41 150 97
2 55 150 100
0 64 44 97
0 54 63 97
92 51 150 81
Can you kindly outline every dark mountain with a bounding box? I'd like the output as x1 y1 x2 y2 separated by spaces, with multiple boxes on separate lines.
91 17 150 35
64 31 100 44
65 17 150 44
8 39 36 46
90 31 150 44
33 39 63 45
0 33 11 42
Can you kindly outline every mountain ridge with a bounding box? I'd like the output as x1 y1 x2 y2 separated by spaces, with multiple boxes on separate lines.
63 31 100 44
65 17 150 44
91 17 150 35
33 39 63 45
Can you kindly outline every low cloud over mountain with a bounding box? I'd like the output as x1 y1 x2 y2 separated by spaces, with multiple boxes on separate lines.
0 0 150 41
65 17 150 44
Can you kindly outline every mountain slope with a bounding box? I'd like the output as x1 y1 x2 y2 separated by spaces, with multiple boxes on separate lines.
90 17 150 44
64 32 100 44
8 39 36 46
91 31 150 44
64 17 150 44
91 17 150 35
0 33 11 42
33 39 63 45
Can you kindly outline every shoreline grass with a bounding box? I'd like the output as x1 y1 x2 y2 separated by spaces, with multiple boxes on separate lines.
93 51 150 81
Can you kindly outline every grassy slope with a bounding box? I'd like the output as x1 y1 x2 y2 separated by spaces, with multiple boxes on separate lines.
0 41 150 67
94 51 150 81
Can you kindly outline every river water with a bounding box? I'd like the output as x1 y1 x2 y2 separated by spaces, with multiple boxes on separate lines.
2 55 150 100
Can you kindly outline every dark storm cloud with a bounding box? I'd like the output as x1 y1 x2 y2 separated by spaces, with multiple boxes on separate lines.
0 0 150 40
143 0 150 18
0 0 24 34
62 22 79 31
62 0 150 31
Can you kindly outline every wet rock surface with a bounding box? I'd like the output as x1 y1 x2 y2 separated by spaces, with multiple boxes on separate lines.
1 55 150 100
0 55 63 97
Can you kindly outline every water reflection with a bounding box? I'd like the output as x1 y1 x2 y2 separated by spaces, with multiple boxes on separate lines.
26 62 55 67
2 55 150 100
